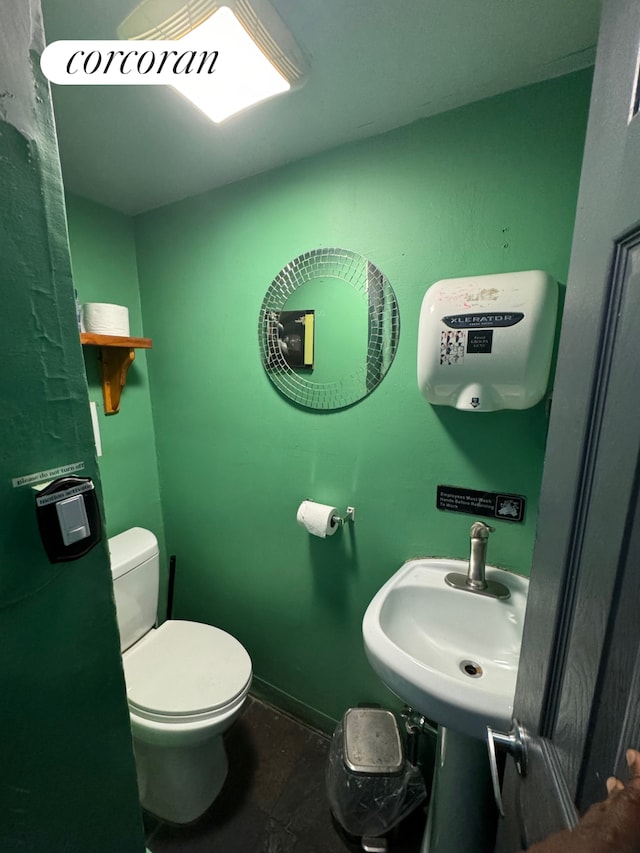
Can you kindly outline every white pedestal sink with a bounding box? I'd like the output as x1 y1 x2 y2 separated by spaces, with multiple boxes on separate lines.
362 557 529 853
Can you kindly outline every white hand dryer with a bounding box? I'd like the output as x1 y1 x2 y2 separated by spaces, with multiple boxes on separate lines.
417 270 558 412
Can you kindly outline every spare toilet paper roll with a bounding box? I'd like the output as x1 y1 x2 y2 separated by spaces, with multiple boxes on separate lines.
296 500 339 538
81 303 130 337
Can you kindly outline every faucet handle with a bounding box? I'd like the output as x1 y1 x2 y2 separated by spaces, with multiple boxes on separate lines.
470 520 495 538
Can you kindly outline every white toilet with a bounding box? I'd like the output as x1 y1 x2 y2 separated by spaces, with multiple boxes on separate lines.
109 527 252 824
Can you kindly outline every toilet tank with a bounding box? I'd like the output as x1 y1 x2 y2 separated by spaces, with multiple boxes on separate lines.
109 527 159 652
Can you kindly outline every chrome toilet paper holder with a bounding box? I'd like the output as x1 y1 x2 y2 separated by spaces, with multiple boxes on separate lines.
332 506 356 526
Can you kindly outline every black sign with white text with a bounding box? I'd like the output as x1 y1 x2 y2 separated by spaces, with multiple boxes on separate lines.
466 329 493 353
436 485 526 523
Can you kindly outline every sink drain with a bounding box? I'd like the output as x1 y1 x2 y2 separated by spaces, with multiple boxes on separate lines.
460 659 483 678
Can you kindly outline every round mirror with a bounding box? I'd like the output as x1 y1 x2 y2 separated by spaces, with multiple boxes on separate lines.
258 248 400 410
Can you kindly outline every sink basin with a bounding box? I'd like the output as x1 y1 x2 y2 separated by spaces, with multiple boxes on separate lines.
362 558 529 739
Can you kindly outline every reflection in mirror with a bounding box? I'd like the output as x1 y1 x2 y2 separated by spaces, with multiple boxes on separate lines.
258 248 400 410
276 310 315 369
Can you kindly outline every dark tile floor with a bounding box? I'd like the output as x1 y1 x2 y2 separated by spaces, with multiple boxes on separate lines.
145 697 428 853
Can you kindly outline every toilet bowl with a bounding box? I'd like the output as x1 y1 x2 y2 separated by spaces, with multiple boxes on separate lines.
109 528 252 824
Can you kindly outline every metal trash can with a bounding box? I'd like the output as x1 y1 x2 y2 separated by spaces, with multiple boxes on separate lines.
326 708 427 852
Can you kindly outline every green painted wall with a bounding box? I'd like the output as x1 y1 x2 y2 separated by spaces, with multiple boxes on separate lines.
132 70 591 728
65 194 167 605
0 2 144 851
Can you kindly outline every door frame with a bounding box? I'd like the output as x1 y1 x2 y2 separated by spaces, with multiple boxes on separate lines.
497 1 640 847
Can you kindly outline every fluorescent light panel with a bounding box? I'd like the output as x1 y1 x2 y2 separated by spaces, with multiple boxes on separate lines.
118 0 306 123
172 6 290 123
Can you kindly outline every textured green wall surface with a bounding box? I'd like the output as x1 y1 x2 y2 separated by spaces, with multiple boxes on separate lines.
133 70 591 727
0 3 144 850
65 194 167 595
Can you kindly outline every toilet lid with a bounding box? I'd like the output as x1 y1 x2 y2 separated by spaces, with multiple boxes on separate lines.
123 620 252 717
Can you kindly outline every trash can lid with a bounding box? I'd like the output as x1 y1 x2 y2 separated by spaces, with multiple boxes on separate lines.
343 708 404 775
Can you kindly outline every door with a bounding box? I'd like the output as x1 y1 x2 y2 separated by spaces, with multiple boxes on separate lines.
495 1 640 849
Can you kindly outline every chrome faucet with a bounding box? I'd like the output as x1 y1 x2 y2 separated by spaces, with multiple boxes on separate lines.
467 521 495 589
445 521 510 600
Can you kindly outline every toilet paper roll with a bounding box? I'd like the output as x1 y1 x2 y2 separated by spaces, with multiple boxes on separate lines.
296 500 339 538
81 303 130 337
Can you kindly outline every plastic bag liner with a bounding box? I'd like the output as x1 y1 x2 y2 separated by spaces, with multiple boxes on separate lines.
326 717 427 838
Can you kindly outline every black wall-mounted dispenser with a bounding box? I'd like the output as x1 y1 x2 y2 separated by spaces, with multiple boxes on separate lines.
35 476 101 563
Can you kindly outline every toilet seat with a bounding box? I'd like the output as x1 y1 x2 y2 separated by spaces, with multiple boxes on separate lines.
123 620 252 724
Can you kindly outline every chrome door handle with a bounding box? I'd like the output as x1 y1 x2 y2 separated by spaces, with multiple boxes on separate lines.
486 719 528 817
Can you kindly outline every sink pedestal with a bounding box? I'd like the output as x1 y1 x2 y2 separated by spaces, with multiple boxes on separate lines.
421 727 498 853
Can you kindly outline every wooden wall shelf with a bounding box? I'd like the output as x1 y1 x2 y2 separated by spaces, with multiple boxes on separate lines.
80 333 152 415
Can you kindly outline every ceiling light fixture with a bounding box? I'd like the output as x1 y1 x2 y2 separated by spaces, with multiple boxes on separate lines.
117 0 307 123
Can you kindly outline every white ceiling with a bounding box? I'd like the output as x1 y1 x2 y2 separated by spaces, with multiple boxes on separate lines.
41 0 602 215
